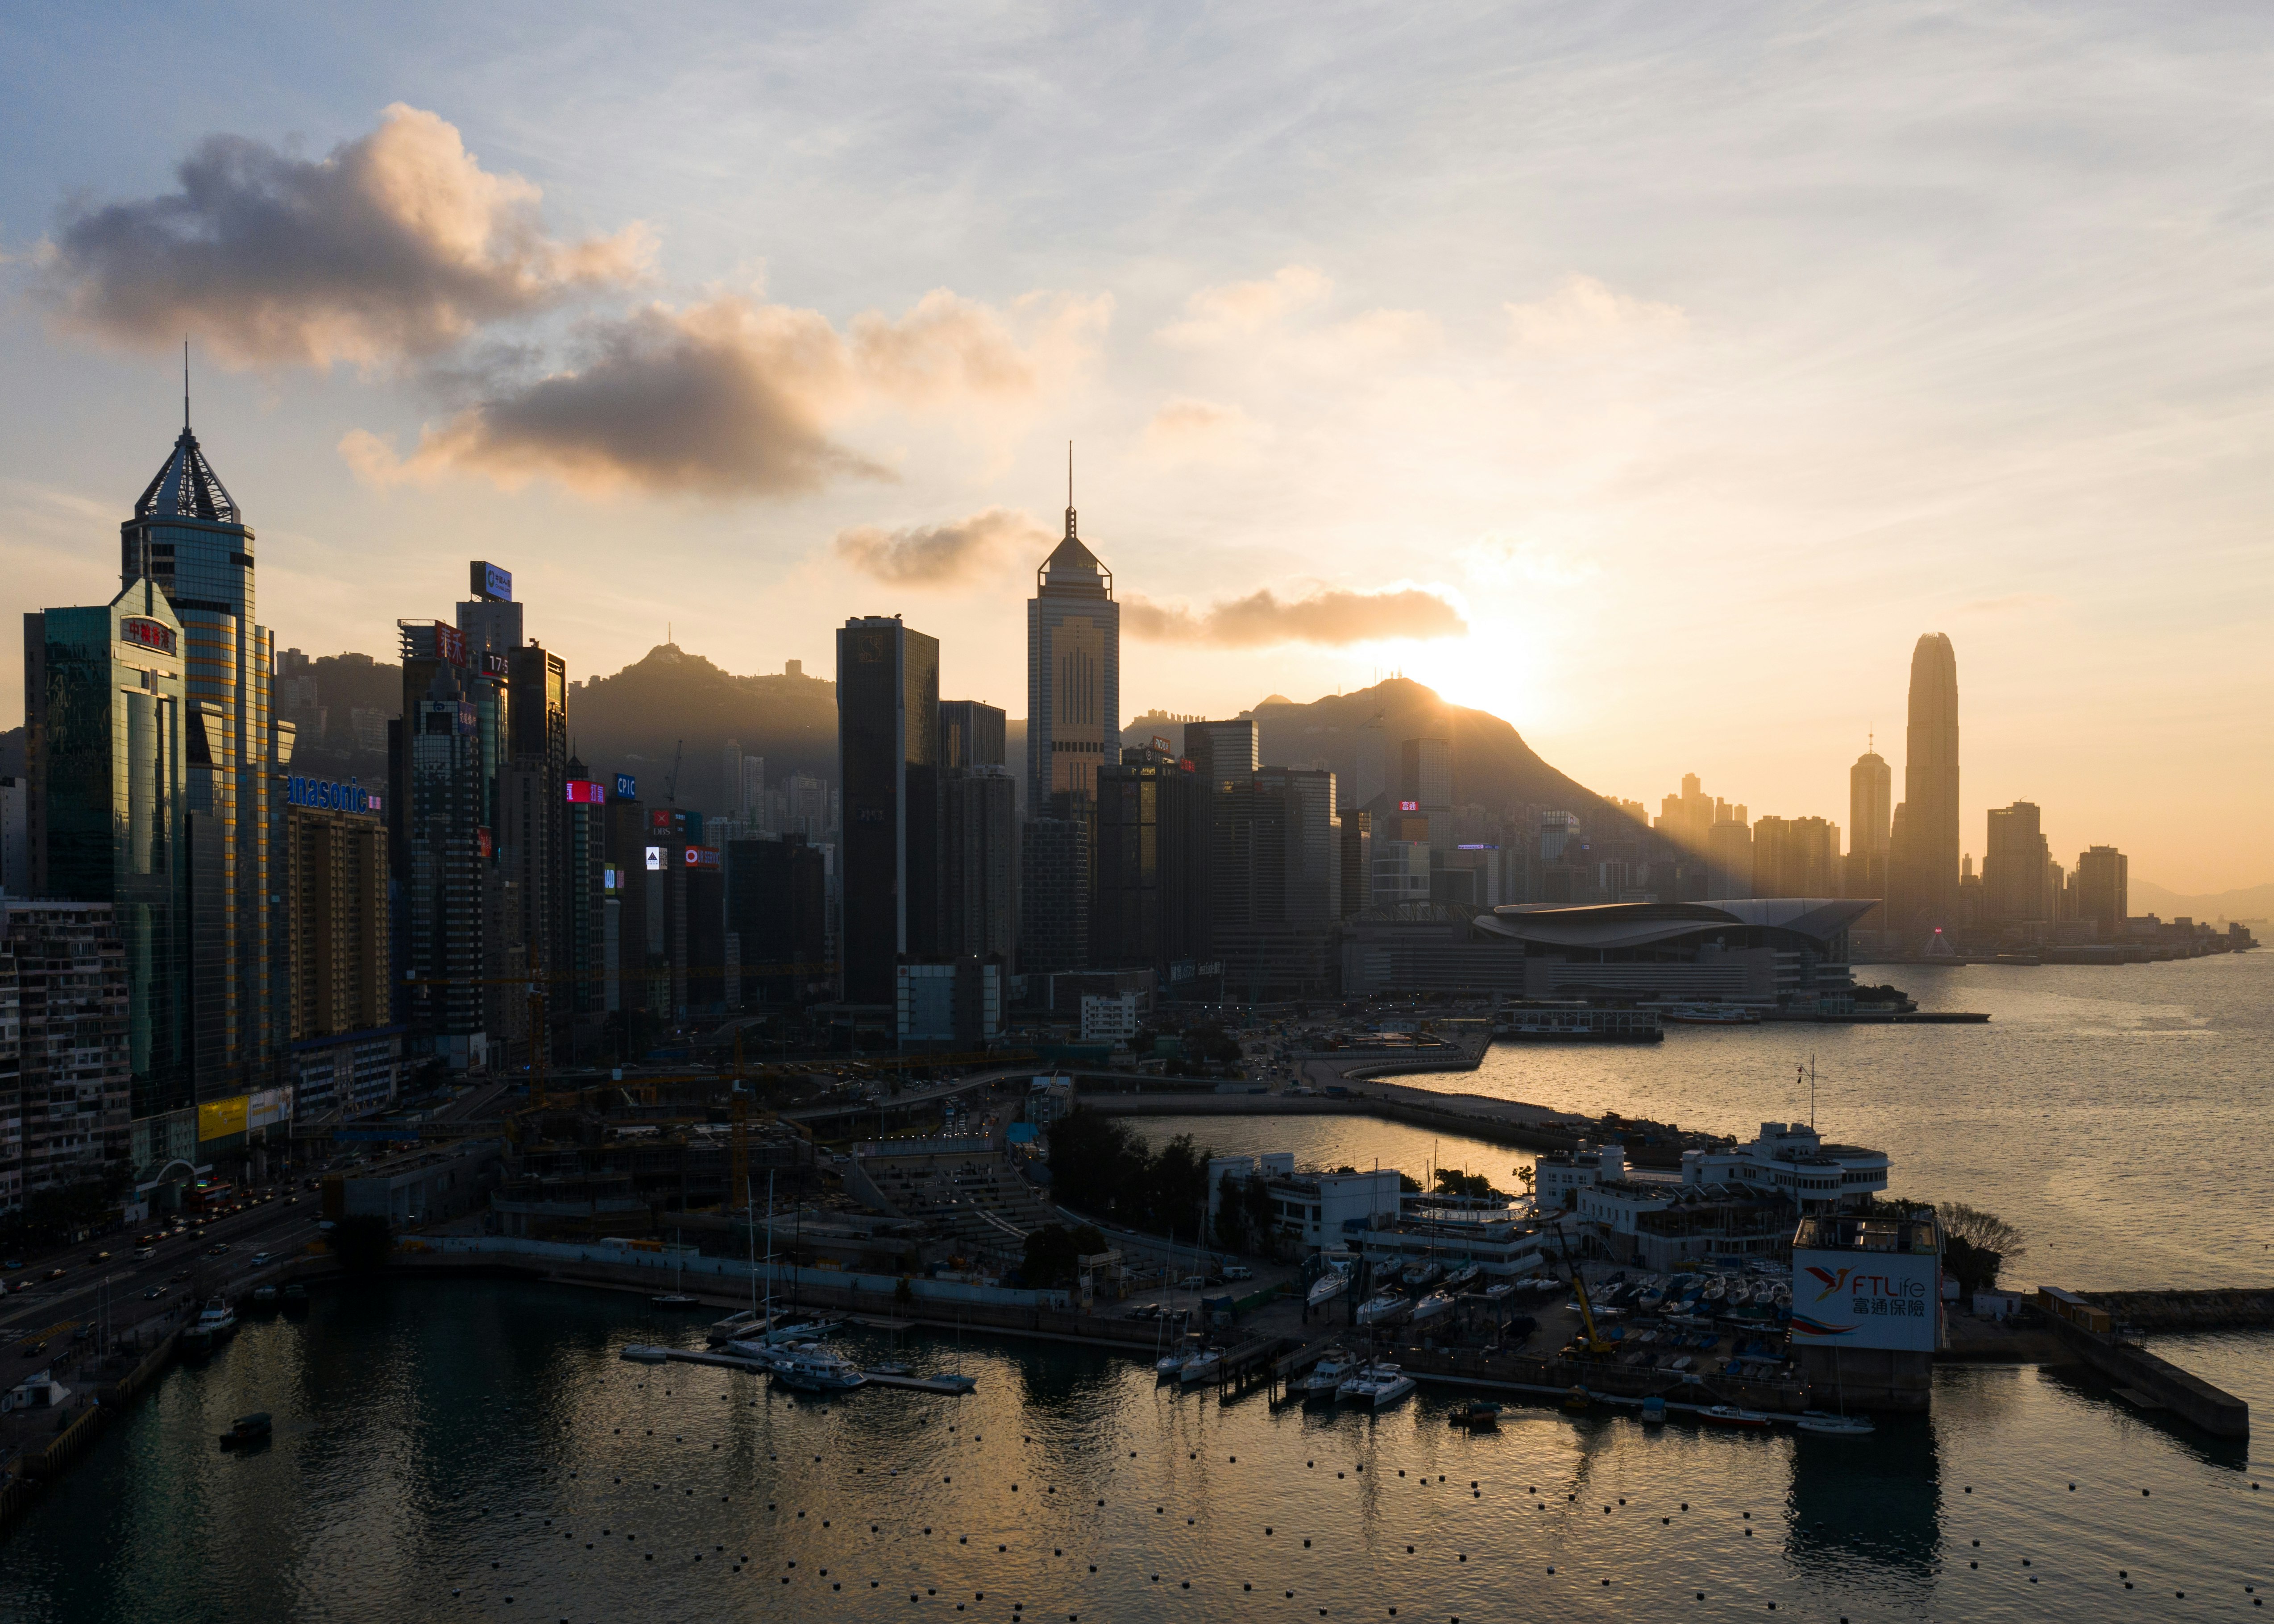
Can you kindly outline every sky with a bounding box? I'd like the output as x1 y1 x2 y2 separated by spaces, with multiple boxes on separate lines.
2 2 2269 892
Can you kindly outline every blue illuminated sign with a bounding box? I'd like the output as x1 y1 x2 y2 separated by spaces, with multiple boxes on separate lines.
471 560 513 602
286 775 382 816
614 773 637 800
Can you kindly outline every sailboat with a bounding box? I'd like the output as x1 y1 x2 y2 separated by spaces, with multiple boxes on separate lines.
653 1226 699 1306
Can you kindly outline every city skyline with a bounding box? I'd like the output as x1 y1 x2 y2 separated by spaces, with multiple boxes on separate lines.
2 7 2270 892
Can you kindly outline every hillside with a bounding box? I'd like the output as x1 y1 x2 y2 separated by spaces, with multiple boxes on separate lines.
566 645 838 806
2129 878 2274 924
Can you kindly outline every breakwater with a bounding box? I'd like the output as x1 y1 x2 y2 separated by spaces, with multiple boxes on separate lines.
1085 1089 1588 1152
2086 1288 2274 1331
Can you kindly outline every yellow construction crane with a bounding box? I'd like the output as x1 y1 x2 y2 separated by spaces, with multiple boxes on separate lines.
1555 1228 1614 1359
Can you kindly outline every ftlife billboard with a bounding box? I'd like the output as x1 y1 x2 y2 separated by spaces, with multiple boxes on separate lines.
1788 1249 1941 1352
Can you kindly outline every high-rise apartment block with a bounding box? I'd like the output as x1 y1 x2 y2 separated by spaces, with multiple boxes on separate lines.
2074 845 2129 940
277 769 398 1118
0 901 131 1215
939 764 1019 961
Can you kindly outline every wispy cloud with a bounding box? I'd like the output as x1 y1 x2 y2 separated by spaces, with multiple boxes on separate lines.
41 104 651 369
1505 274 1686 352
833 506 1047 584
1156 265 1332 348
1125 586 1466 646
342 289 1110 497
1142 397 1265 463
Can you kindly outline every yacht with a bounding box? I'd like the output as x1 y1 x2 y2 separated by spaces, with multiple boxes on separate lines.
1441 1264 1482 1294
1700 1404 1772 1429
1355 1291 1408 1326
1403 1260 1444 1289
1307 1270 1351 1309
1178 1348 1223 1385
1797 1411 1875 1437
1301 1357 1353 1398
1407 1292 1457 1328
769 1346 868 1394
1336 1363 1415 1407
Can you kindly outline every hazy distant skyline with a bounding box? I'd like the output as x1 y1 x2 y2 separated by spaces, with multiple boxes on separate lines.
3 4 2269 891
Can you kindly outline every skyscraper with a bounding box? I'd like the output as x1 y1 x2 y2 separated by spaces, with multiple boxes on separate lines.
1026 470 1119 808
1850 744 1891 856
2074 845 2129 940
1891 634 1959 940
837 616 940 1004
1092 744 1210 978
1983 801 2052 924
117 400 278 1101
938 700 1007 770
1213 766 1340 998
1398 737 1452 851
938 764 1018 961
1185 720 1259 794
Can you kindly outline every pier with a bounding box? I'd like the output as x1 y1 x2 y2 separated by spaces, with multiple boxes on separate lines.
618 1343 975 1393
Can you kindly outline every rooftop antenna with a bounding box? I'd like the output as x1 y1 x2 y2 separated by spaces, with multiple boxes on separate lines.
1064 440 1077 539
183 338 191 433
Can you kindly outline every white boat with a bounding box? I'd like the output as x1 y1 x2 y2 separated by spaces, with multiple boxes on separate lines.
1336 1363 1415 1407
1307 1271 1350 1309
1301 1357 1352 1397
1441 1264 1482 1293
1407 1292 1457 1327
1178 1349 1223 1385
1355 1292 1407 1326
1797 1408 1872 1435
1700 1404 1771 1429
184 1299 238 1351
1156 1350 1190 1377
770 1346 867 1393
1481 1281 1516 1302
1403 1261 1444 1289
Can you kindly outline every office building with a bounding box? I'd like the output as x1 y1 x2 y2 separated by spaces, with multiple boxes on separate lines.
278 770 400 1119
2074 845 2129 940
1890 633 1960 941
1751 815 1840 899
22 580 193 1135
1026 480 1119 808
1655 774 1745 858
939 764 1019 962
1338 808 1373 917
896 955 1004 1050
1371 838 1431 905
1540 810 1580 863
1092 745 1210 979
1185 720 1259 795
1214 766 1340 998
563 759 610 1025
118 405 278 1098
939 700 1008 770
1019 795 1090 974
398 659 490 1070
1850 744 1892 858
1398 737 1452 851
1444 843 1508 909
726 835 828 1002
837 616 940 1003
1984 801 2053 924
0 901 131 1218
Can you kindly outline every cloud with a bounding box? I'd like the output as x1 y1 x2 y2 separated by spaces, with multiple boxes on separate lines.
1125 586 1466 646
1142 397 1265 462
1505 274 1686 352
344 288 1109 497
42 103 651 368
833 507 1047 584
1157 264 1332 347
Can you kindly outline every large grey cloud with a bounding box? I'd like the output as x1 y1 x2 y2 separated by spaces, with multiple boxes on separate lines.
346 289 1109 497
833 508 1049 584
42 103 650 368
1125 586 1466 646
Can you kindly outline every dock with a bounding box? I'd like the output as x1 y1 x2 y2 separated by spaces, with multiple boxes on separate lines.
619 1343 974 1394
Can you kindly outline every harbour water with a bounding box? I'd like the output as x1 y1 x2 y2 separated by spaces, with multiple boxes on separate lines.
0 1277 2266 1623
3 955 2267 1620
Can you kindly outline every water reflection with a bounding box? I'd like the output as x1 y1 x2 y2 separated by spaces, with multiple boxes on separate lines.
1785 1413 1942 1576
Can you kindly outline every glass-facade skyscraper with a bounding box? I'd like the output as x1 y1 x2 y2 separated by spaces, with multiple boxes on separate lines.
837 615 939 1004
117 415 278 1098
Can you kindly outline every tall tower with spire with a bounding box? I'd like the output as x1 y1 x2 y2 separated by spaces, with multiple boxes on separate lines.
118 367 278 1101
1025 447 1120 810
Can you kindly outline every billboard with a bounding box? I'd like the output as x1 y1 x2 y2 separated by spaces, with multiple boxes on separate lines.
1398 800 1421 812
644 845 663 871
198 1094 249 1142
564 780 607 805
615 773 637 800
120 617 178 655
1789 1249 1941 1351
684 846 720 869
471 560 513 602
287 775 382 816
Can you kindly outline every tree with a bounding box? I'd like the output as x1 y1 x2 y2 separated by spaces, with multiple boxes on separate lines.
1937 1202 2025 1294
1022 1224 1082 1288
1515 1165 1537 1197
1432 1167 1504 1201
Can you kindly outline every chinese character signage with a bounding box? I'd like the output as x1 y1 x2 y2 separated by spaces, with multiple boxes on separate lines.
471 560 513 602
564 780 607 805
1788 1249 1941 1352
120 617 178 656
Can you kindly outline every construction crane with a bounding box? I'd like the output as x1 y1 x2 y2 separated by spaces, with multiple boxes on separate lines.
1554 1227 1614 1359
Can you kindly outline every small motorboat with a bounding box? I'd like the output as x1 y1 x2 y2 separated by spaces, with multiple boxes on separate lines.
1448 1398 1502 1431
1701 1404 1772 1429
1561 1385 1591 1413
280 1283 308 1311
251 1285 279 1309
1797 1411 1876 1437
620 1344 671 1364
1302 1357 1353 1398
182 1299 238 1354
218 1412 271 1450
770 1346 867 1393
651 1293 701 1308
1640 1394 1667 1425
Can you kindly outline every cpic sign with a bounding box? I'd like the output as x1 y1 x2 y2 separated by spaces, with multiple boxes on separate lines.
1788 1248 1942 1351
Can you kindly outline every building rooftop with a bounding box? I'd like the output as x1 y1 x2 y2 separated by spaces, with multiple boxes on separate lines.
133 427 240 525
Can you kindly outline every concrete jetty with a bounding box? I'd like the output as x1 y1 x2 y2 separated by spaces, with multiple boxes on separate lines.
620 1342 975 1394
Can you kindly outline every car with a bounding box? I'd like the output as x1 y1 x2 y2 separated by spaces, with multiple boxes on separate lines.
44 1268 67 1281
250 1253 272 1267
286 1196 299 1205
144 1285 167 1300
134 1246 157 1260
1222 1265 1255 1281
207 1243 231 1256
89 1250 112 1264
1 1259 21 1271
191 1228 207 1239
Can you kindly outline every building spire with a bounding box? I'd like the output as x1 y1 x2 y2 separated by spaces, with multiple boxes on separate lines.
1065 439 1076 540
183 338 191 434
